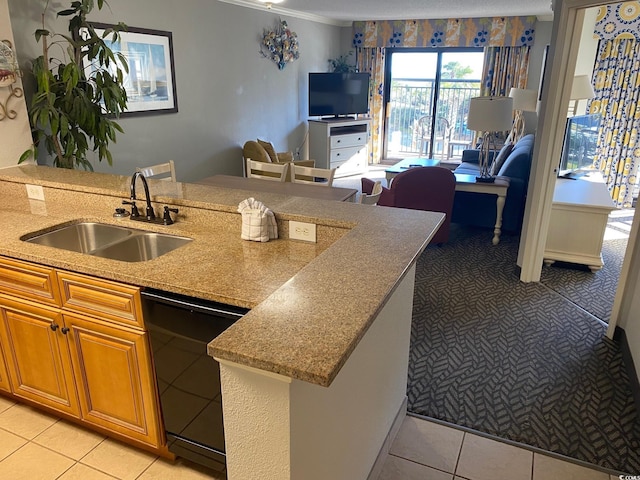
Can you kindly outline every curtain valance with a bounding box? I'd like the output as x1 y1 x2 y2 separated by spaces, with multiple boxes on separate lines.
352 17 537 49
594 2 640 41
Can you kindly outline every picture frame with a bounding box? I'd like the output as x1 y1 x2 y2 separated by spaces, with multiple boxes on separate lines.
86 23 178 116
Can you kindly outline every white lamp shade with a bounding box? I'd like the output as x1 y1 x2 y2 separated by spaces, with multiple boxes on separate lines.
509 88 538 112
570 75 595 100
467 96 514 132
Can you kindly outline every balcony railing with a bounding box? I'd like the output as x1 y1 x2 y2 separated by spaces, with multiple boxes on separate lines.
386 78 481 160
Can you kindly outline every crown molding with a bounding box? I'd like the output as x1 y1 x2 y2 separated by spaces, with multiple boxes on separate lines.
217 0 353 27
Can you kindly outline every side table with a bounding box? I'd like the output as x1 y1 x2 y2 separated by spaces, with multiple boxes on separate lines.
454 174 510 245
384 158 441 186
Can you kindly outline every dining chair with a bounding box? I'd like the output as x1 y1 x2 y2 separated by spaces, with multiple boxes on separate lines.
136 160 177 181
246 158 289 182
291 165 336 186
359 180 383 205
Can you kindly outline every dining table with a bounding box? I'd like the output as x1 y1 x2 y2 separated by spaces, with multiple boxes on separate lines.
196 175 358 202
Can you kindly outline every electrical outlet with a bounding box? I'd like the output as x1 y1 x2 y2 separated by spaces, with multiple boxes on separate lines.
289 221 316 243
26 184 45 201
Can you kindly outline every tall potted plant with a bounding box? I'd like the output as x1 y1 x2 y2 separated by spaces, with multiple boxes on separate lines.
20 0 128 170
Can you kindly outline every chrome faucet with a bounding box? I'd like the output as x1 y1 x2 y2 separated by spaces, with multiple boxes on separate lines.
130 171 155 220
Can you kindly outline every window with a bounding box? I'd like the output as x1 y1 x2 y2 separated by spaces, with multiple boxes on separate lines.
384 48 484 161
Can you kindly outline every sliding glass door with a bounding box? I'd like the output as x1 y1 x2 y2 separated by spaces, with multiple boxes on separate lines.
384 48 484 161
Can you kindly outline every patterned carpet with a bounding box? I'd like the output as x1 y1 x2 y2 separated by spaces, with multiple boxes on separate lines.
540 212 633 323
407 222 640 473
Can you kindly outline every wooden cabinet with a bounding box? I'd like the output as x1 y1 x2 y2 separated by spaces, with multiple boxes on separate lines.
0 296 79 415
0 257 162 450
64 312 161 446
0 347 10 393
309 118 370 178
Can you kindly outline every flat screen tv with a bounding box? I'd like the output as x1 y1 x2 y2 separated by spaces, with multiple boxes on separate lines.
558 113 601 178
308 72 370 118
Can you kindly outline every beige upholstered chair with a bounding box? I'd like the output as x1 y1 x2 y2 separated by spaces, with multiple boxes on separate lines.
242 140 315 181
246 159 289 182
136 160 176 181
291 165 336 186
359 180 383 205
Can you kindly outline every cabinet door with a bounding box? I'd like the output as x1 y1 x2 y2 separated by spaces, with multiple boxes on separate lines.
0 342 11 393
64 313 161 447
0 299 79 415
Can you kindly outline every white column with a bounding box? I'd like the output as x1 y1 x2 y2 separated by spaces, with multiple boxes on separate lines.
218 264 416 480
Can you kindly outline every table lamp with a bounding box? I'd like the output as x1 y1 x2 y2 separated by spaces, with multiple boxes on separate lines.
508 88 538 142
467 96 514 182
570 75 595 116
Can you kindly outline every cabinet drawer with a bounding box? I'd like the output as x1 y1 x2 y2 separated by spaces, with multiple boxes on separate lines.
330 132 367 149
0 257 61 307
329 145 366 164
331 148 367 178
57 272 143 329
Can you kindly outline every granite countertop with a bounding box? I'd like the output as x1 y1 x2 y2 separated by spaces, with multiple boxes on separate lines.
0 166 444 387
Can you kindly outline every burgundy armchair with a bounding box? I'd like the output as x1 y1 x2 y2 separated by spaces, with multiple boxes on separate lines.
362 166 456 244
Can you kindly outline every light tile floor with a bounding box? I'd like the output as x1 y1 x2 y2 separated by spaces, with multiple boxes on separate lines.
0 396 221 480
378 415 626 480
0 394 628 480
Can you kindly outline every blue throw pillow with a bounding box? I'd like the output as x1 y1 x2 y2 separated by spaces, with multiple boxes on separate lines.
490 142 514 176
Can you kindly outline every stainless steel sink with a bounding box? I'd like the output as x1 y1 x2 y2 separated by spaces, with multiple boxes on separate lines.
22 222 192 262
91 232 192 262
25 222 134 254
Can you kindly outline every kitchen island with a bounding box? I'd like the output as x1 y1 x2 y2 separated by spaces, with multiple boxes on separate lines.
0 165 443 480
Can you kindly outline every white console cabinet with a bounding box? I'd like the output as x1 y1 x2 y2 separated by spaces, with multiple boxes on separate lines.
309 118 370 178
543 173 616 272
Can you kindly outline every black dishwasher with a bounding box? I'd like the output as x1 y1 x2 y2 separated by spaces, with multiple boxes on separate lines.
141 288 248 474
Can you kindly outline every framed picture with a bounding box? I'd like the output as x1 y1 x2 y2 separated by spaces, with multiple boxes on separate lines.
87 23 178 116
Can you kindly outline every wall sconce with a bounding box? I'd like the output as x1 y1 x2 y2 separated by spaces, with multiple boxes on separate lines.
0 40 23 122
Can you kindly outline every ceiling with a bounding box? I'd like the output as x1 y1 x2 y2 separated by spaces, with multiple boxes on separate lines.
220 0 554 25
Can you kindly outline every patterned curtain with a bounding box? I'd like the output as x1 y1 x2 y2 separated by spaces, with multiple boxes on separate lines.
356 47 386 164
591 2 640 208
591 38 640 208
352 17 536 48
480 46 530 96
351 16 535 163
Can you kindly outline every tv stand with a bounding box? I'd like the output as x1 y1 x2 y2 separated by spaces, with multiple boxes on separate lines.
309 118 370 178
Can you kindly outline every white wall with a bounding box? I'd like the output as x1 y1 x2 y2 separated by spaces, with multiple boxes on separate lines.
7 0 349 181
619 249 640 383
573 7 599 115
0 0 31 169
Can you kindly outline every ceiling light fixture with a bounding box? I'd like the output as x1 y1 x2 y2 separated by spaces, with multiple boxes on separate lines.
258 0 283 8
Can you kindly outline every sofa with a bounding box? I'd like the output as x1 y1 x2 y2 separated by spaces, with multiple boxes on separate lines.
452 133 535 232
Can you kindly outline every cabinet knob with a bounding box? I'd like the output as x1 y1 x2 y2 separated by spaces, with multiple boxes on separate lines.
61 327 70 335
50 322 59 331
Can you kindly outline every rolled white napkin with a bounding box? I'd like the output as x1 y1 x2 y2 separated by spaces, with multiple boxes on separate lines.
237 197 278 242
